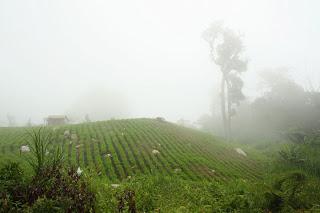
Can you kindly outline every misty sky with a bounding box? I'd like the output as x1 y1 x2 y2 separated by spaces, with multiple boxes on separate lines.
1 0 319 125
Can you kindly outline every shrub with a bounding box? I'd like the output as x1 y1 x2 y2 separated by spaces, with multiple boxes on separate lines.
27 166 95 212
264 191 283 212
0 162 27 212
0 161 24 192
279 144 305 165
263 171 318 212
29 197 63 213
0 128 95 212
277 127 320 179
117 189 136 213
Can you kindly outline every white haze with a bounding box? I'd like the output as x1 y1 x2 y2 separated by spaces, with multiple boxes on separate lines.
0 0 319 125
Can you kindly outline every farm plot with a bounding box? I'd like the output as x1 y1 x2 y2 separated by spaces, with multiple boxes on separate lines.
0 118 262 181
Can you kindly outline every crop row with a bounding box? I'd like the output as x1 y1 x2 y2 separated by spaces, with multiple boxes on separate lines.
0 119 261 181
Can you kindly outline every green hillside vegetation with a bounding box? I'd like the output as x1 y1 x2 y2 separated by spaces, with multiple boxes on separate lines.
1 119 319 212
0 118 262 182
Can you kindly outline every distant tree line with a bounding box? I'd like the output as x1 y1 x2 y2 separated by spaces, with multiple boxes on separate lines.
198 67 320 142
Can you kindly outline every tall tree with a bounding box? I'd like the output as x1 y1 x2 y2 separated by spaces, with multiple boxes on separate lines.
203 22 247 140
6 114 16 127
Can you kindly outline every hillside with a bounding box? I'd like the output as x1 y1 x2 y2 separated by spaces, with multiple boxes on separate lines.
0 118 262 182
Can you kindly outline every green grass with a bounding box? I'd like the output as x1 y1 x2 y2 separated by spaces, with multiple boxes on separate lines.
1 118 320 212
0 118 264 182
92 174 267 212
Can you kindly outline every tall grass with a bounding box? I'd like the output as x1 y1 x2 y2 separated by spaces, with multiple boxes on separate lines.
26 127 63 174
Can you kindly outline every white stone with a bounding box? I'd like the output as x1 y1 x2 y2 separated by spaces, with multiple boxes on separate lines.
77 167 83 176
235 148 247 157
152 149 160 155
20 145 30 152
111 184 120 188
174 168 181 173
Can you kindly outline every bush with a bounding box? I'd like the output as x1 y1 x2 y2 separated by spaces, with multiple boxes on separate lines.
94 175 265 212
116 189 137 213
29 197 63 213
0 161 24 192
0 162 27 212
0 128 95 212
263 171 320 212
279 143 320 177
27 166 95 212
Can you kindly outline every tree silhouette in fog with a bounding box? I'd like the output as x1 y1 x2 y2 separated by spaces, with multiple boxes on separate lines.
203 21 247 140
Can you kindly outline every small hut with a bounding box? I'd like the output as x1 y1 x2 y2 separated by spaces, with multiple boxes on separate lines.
45 115 69 126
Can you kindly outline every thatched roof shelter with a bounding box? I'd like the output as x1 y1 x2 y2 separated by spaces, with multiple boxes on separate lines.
45 115 69 126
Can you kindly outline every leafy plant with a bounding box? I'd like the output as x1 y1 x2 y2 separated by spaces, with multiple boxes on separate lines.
30 197 63 213
117 189 136 213
0 128 95 212
26 127 63 174
279 144 305 165
27 166 95 212
0 162 27 212
264 171 313 212
279 129 320 177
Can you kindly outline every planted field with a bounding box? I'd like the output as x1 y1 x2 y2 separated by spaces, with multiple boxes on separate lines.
0 118 262 181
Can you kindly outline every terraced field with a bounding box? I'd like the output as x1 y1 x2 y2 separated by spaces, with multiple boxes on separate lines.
0 118 262 182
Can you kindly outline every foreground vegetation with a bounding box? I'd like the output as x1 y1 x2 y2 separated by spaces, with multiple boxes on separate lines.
0 119 320 212
0 128 95 212
93 172 320 212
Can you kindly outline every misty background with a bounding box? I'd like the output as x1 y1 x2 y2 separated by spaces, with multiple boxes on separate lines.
1 0 319 126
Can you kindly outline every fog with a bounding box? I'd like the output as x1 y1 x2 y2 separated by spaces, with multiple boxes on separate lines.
0 0 319 126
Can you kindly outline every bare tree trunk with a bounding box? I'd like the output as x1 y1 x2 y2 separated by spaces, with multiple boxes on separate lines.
220 74 228 139
226 78 232 141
